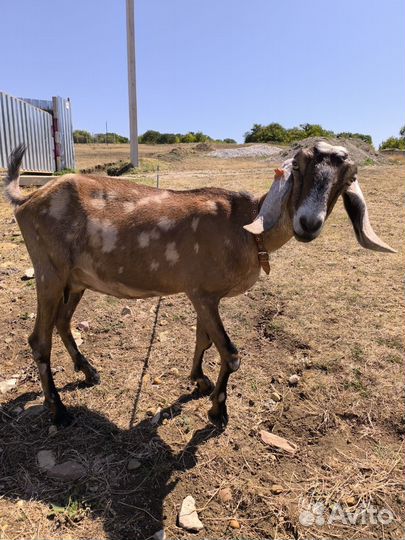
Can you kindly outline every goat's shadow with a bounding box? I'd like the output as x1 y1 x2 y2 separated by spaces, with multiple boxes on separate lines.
0 388 219 539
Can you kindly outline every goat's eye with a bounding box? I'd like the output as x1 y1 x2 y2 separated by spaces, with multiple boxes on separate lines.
292 160 299 170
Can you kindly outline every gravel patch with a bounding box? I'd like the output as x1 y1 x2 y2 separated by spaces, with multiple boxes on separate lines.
209 144 283 159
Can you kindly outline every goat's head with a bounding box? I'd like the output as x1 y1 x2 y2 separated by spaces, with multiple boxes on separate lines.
244 141 396 253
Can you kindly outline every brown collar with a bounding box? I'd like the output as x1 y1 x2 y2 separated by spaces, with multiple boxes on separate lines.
252 199 270 274
254 233 270 274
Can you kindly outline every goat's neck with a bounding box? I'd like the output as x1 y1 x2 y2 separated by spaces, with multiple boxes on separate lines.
257 194 294 253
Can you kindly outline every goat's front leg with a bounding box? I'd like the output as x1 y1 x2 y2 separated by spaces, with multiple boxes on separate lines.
190 315 214 395
189 295 239 429
55 291 100 385
28 291 72 426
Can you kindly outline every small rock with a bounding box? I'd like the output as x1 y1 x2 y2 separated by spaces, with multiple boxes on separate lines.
150 407 161 426
72 329 83 347
22 268 35 280
4 337 13 344
37 450 56 470
152 377 162 385
218 487 233 503
270 390 282 402
153 530 166 540
229 518 240 529
178 495 204 532
121 306 132 316
127 458 141 471
21 403 45 418
0 378 17 394
47 461 86 481
170 367 179 376
345 496 357 506
288 374 300 386
77 321 90 332
48 425 58 436
270 484 284 494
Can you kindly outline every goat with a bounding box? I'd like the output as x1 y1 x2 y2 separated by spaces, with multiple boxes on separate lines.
3 142 395 429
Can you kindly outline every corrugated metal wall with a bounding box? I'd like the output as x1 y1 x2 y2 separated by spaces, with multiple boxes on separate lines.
0 91 55 173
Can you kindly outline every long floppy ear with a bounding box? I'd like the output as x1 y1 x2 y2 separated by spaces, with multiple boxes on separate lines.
243 166 293 234
342 179 396 253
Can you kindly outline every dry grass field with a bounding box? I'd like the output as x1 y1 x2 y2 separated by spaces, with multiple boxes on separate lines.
0 143 404 539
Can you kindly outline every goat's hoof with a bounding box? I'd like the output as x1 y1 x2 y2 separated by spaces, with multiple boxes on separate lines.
84 368 100 386
53 408 74 428
208 404 228 430
196 376 214 396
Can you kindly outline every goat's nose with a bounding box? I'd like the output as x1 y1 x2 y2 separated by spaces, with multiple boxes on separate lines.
299 215 323 233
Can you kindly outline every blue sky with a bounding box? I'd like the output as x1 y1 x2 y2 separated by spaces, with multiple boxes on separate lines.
1 0 404 145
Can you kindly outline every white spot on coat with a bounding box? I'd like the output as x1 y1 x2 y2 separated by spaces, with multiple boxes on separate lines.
205 200 217 213
87 217 118 253
49 188 70 219
90 198 105 210
138 232 150 248
194 243 199 254
191 217 200 232
165 242 179 265
137 191 170 207
157 217 175 231
123 201 135 213
150 260 159 271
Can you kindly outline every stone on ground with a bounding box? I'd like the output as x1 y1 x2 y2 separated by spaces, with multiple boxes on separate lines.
178 495 204 532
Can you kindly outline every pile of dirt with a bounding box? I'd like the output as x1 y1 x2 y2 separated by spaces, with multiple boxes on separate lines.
209 143 283 159
280 136 384 165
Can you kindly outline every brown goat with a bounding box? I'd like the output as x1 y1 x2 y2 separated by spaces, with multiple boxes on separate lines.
3 142 395 429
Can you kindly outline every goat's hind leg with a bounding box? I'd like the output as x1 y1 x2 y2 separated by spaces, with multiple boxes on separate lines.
190 315 214 395
55 290 100 385
29 289 72 426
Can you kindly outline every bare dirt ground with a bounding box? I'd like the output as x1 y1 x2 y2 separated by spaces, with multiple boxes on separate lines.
0 144 404 540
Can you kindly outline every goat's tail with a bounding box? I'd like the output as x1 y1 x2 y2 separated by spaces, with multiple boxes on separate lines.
3 143 29 207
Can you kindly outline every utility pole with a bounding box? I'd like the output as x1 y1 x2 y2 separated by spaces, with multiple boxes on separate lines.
126 0 139 167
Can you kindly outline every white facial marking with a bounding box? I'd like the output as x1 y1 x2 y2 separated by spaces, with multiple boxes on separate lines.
138 232 150 248
118 266 124 274
316 140 348 158
49 188 69 219
165 242 179 265
150 260 159 271
194 242 199 254
157 217 175 231
191 217 199 232
123 201 135 213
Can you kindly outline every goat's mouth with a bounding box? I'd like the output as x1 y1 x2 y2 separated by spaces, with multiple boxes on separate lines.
294 230 319 243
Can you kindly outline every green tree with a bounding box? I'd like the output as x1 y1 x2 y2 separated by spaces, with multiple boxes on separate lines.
73 130 93 143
